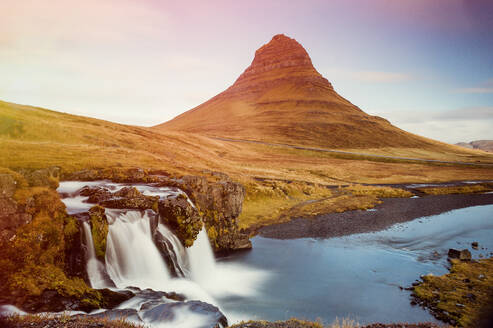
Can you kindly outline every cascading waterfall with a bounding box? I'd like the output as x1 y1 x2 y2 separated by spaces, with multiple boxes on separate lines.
187 228 216 284
156 223 190 277
82 222 109 289
105 210 171 290
58 181 270 327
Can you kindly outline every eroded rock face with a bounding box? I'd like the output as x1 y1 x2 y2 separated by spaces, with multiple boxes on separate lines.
88 206 109 261
158 194 203 247
64 168 251 253
180 175 252 253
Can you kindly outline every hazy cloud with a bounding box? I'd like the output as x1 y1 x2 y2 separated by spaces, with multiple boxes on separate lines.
456 78 493 94
369 107 493 144
352 71 413 83
433 107 493 120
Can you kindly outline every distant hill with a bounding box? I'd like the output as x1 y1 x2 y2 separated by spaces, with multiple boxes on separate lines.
156 34 456 151
456 140 493 153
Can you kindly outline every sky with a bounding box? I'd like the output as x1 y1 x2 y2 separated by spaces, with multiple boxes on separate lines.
1 0 493 144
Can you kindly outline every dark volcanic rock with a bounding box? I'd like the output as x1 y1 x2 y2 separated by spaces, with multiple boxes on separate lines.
101 187 158 210
180 175 251 252
448 248 471 261
158 194 203 247
142 300 227 328
80 186 112 203
99 288 135 308
153 226 189 277
64 217 89 282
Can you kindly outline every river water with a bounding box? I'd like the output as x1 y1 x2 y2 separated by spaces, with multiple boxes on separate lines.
4 181 491 327
221 204 493 325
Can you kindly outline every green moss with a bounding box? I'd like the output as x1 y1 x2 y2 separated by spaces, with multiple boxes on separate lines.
152 201 159 213
89 206 108 261
0 185 99 309
413 258 493 327
63 216 79 244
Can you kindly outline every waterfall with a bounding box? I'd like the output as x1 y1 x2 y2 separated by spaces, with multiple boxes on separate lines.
58 181 270 328
82 222 109 289
105 210 172 291
187 228 216 284
156 224 190 277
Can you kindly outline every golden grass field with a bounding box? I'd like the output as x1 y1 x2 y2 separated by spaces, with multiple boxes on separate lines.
2 100 493 229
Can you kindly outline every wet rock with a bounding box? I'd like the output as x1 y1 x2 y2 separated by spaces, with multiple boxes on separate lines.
180 175 251 252
153 226 189 277
472 241 479 249
448 248 471 261
89 206 109 261
80 186 113 203
142 300 227 328
158 194 203 247
101 187 158 210
99 289 135 308
64 216 89 282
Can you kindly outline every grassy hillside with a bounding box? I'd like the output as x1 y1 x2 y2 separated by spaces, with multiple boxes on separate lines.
2 99 493 230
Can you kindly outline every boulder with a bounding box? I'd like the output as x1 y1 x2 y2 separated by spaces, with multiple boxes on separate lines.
158 194 203 247
142 301 228 328
179 175 251 252
100 187 159 210
80 186 113 203
448 248 471 261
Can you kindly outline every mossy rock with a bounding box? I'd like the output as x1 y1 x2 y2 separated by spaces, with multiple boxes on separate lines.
89 205 108 261
158 196 202 247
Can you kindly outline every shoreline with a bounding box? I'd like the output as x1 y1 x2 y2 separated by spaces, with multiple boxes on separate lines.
258 192 493 239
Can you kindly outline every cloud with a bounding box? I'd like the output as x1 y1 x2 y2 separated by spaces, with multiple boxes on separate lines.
456 78 493 94
456 87 493 94
369 106 493 143
323 68 413 84
352 71 413 83
433 107 493 120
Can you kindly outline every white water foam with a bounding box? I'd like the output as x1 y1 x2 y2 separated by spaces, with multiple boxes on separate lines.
58 181 271 327
82 222 109 289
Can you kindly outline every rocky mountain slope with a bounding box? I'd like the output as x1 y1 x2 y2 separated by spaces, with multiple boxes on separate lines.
156 34 452 150
456 140 493 153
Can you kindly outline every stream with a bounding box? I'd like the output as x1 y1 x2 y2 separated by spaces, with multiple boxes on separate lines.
2 181 492 327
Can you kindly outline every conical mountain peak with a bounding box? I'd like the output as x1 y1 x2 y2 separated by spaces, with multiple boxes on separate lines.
157 35 435 151
234 34 317 84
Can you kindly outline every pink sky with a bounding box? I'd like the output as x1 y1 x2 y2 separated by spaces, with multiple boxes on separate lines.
1 0 492 143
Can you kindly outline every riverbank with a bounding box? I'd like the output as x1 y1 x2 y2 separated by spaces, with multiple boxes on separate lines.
258 192 493 239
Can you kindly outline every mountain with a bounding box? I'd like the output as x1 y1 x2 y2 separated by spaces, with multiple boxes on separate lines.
156 34 444 150
456 140 493 153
